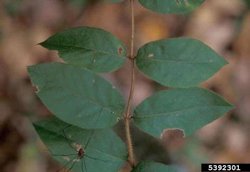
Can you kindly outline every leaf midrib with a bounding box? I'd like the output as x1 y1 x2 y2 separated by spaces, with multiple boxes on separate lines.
134 105 231 119
44 42 126 58
138 56 219 64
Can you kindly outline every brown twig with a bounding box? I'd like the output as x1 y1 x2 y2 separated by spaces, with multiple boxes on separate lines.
124 0 136 168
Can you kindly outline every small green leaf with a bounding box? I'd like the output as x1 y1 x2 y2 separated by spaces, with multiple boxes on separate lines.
133 87 233 137
136 38 227 88
132 161 178 172
34 117 127 172
28 62 125 129
40 27 126 73
138 0 205 14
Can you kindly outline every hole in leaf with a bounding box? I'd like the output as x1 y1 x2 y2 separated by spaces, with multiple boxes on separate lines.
162 128 185 151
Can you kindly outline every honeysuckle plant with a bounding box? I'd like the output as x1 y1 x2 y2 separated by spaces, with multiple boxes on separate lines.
28 0 233 171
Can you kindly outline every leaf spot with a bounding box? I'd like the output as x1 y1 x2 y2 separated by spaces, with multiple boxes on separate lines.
34 85 40 93
148 53 154 58
118 47 123 55
73 159 80 162
62 156 70 162
92 79 96 83
72 143 82 151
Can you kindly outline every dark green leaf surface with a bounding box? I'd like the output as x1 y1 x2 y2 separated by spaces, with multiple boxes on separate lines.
28 62 125 129
136 38 227 87
132 161 178 172
138 0 205 14
34 117 126 172
40 27 126 73
133 87 233 137
106 0 123 3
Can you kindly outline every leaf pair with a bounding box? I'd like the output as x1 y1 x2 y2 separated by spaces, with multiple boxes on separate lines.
106 0 206 14
28 63 232 139
86 0 206 14
40 26 227 88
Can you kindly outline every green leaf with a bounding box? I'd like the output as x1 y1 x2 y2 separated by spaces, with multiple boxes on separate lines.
40 27 126 73
133 87 233 137
34 117 127 172
136 38 227 88
28 62 125 129
104 0 123 3
132 161 178 172
138 0 205 14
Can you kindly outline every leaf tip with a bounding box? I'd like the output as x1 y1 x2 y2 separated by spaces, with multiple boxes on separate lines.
38 40 47 48
32 122 42 133
219 56 229 66
227 103 235 111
